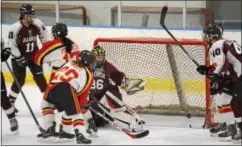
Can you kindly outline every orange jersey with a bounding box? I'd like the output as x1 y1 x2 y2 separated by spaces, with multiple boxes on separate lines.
49 61 93 107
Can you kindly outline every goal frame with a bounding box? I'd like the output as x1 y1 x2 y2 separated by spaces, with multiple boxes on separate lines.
93 37 213 127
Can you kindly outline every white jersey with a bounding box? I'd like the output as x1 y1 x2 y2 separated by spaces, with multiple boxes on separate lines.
50 61 93 94
34 38 80 70
209 39 242 79
6 18 49 58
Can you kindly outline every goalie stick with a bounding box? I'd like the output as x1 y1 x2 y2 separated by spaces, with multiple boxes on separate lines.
5 61 45 134
88 106 149 139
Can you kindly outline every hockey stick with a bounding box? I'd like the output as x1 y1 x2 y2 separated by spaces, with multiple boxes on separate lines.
159 6 200 67
160 6 196 128
5 61 45 133
88 106 149 139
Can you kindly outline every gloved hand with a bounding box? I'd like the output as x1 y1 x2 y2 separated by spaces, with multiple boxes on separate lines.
1 47 11 62
15 56 28 67
196 65 215 75
210 81 221 95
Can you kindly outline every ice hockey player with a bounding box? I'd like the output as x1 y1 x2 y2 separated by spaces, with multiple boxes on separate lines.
6 4 49 112
35 22 81 140
37 50 97 144
89 45 146 132
197 24 242 140
1 38 19 133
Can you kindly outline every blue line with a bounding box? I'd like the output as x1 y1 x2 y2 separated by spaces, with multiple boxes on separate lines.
1 23 241 32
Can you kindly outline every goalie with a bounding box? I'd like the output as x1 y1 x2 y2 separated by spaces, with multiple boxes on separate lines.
89 45 146 132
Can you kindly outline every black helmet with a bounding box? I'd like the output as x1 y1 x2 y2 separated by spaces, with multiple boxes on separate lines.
202 24 223 44
92 45 105 67
80 50 96 71
52 23 68 38
19 4 35 20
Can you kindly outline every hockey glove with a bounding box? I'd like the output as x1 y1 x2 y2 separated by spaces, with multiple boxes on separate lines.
196 65 215 75
1 47 11 62
15 56 28 67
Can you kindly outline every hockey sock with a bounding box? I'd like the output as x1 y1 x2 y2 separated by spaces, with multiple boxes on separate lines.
42 107 55 129
61 113 73 134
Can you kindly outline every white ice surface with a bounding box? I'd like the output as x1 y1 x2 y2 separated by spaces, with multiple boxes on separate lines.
1 85 241 145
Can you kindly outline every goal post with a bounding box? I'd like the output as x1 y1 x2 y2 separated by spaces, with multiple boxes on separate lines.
93 37 213 127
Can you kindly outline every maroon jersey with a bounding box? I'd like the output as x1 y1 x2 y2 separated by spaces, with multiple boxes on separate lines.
91 60 125 98
209 39 242 83
7 18 49 60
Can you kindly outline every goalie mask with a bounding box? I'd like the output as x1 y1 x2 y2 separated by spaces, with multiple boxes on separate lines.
92 45 105 68
202 24 223 45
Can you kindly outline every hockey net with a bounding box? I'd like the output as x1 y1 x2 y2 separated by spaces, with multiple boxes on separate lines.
1 2 88 25
93 37 214 127
111 6 210 28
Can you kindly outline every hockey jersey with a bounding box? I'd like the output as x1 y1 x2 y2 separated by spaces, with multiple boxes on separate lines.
6 18 49 60
209 39 242 82
34 37 80 69
49 61 94 106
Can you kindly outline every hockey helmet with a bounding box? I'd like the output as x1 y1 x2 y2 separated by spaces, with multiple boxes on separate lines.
52 23 68 38
202 24 223 44
19 4 35 20
79 50 96 71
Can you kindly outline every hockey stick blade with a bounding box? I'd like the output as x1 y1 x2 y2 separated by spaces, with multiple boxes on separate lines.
123 129 149 139
159 6 200 67
160 6 168 27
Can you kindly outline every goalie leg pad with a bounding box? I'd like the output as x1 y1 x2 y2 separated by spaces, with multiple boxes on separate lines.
105 85 123 109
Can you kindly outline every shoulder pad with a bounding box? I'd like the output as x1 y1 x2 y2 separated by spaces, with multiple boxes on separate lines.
210 39 226 50
33 18 46 30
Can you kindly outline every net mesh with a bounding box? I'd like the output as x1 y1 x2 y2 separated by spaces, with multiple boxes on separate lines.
111 6 210 28
94 38 210 117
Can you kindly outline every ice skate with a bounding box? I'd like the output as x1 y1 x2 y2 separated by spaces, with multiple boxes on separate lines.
209 123 227 137
37 122 58 139
217 124 237 141
74 129 92 144
55 124 75 143
9 118 19 133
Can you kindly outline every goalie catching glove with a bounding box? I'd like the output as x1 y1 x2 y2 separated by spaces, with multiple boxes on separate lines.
119 76 146 95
